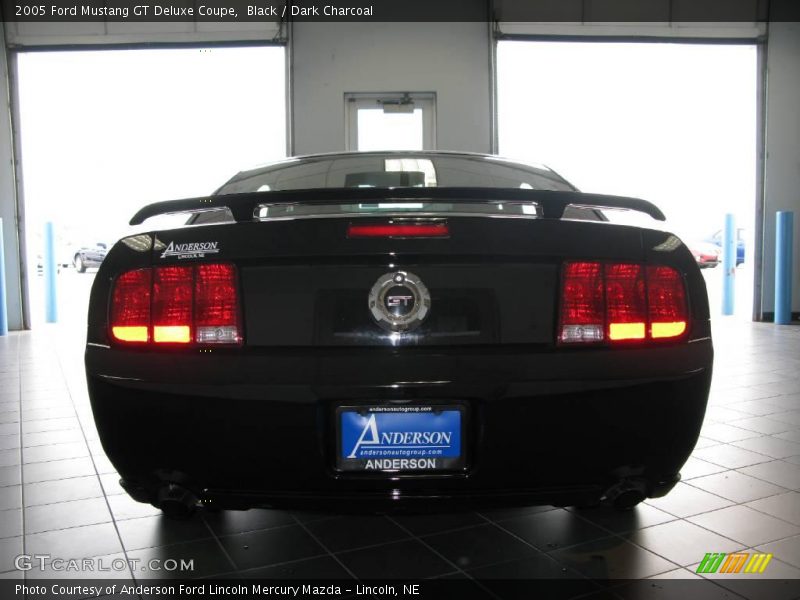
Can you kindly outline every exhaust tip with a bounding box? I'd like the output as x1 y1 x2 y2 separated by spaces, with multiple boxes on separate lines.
157 483 198 519
612 489 647 511
603 478 648 511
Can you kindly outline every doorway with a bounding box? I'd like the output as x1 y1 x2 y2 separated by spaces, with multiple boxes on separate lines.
497 40 758 320
345 92 436 151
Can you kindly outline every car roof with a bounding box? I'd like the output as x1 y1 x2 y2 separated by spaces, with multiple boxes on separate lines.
224 150 559 184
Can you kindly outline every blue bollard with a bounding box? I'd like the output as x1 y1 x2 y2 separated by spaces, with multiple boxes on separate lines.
775 211 794 324
44 221 58 323
0 218 8 336
722 214 736 316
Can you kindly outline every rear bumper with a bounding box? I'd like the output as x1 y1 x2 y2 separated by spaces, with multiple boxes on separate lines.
86 340 711 511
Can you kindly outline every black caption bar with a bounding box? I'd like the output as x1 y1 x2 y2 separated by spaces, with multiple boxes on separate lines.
4 578 800 600
2 0 800 22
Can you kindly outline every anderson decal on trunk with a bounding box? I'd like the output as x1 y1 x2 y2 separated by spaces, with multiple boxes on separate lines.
160 241 220 259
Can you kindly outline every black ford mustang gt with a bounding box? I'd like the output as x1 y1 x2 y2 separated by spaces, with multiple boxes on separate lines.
85 151 712 518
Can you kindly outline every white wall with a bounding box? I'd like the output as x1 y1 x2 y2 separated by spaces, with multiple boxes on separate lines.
290 21 491 154
762 22 800 315
0 31 23 330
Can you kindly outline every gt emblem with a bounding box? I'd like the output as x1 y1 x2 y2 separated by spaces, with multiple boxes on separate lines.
369 271 431 332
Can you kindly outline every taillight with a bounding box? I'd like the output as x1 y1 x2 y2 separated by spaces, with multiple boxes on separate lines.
647 265 688 339
152 266 193 344
110 269 151 343
194 263 241 344
559 261 688 345
110 263 241 346
605 264 646 341
559 262 604 343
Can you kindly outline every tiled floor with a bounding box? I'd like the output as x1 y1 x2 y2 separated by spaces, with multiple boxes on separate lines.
1 316 799 599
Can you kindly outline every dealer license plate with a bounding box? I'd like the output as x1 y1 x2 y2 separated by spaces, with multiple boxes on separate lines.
336 405 464 472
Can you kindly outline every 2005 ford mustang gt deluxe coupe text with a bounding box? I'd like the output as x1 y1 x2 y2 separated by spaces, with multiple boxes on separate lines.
85 151 712 518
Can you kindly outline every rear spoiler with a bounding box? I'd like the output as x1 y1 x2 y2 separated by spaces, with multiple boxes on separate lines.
129 187 666 225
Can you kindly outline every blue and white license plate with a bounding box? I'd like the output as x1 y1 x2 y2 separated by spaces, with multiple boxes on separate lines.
337 405 464 472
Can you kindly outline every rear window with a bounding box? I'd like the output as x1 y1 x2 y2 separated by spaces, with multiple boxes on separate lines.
216 154 574 195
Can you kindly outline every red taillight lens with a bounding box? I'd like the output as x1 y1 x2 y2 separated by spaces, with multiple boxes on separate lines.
110 263 241 346
559 262 604 343
559 261 688 345
647 265 688 339
194 263 241 344
152 266 193 344
110 269 151 343
605 263 646 341
348 223 449 238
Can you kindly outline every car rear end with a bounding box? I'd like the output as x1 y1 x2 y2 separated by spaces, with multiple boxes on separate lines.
85 197 712 514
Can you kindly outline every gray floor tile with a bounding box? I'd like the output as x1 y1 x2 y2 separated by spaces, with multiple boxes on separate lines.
22 441 89 464
106 493 161 521
218 525 325 571
776 430 800 443
0 509 22 539
738 461 800 490
24 475 104 506
22 456 95 484
769 410 800 426
686 471 788 503
304 515 410 553
0 436 20 452
700 423 760 443
757 535 800 570
550 536 677 580
624 520 743 567
728 400 785 416
99 472 126 496
24 496 112 534
336 538 455 579
20 418 80 435
645 482 733 518
568 504 677 534
0 412 19 425
693 444 773 469
203 508 295 536
679 457 729 480
732 436 800 459
0 485 21 511
0 424 18 437
496 508 609 551
117 514 213 551
22 428 84 448
729 416 795 435
127 538 233 579
0 536 22 573
25 522 123 558
746 492 800 525
391 511 487 536
0 449 20 468
688 505 800 547
692 437 722 450
422 523 539 570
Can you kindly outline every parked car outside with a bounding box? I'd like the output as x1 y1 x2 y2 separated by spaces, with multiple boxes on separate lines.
689 241 721 269
73 242 109 272
707 228 745 266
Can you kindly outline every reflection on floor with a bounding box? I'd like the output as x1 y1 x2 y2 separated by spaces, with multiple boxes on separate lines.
1 317 800 599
